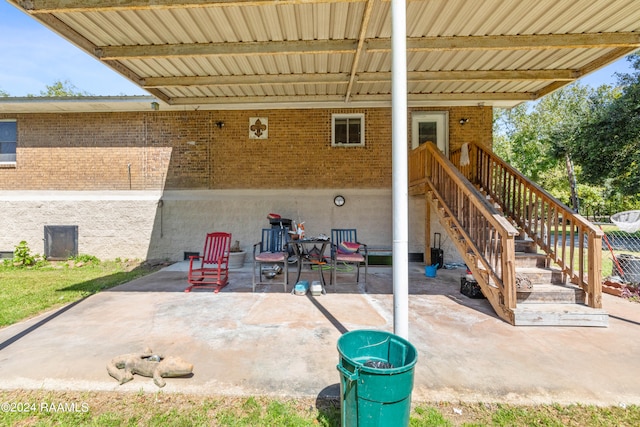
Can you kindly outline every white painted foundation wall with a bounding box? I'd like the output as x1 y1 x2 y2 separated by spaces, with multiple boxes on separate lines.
0 189 461 263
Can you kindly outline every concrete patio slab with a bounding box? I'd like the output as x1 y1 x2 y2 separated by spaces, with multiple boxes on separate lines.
0 262 638 406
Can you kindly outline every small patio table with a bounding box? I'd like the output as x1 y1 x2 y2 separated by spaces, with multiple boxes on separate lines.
289 238 331 293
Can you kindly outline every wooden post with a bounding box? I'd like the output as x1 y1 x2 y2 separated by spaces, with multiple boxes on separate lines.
588 231 603 308
470 142 478 184
425 145 433 265
425 193 431 265
501 233 517 310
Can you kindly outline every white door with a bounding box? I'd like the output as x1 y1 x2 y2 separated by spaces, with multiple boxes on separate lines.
411 111 449 156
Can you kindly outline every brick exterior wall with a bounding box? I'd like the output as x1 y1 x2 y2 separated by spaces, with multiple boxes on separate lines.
447 106 493 153
0 106 492 191
0 105 491 260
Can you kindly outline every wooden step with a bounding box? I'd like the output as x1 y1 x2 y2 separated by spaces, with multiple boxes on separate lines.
515 252 549 268
516 266 564 285
517 283 585 304
515 238 537 253
513 304 608 327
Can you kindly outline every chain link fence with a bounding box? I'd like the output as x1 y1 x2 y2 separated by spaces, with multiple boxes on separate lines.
580 205 638 283
600 225 640 285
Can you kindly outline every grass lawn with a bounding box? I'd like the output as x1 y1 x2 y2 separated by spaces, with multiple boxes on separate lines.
0 258 638 426
0 390 638 426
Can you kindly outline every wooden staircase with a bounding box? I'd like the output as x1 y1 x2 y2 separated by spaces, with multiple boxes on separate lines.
411 142 608 327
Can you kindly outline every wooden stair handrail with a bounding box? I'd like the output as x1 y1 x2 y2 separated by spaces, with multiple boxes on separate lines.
411 142 520 324
451 142 603 309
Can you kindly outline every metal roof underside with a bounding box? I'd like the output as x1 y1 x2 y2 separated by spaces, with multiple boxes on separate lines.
8 0 640 110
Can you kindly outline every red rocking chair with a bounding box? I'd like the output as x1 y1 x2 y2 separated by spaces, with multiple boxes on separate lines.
185 232 232 293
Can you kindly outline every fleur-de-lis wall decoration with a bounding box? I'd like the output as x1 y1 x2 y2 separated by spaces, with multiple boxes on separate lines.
249 117 268 139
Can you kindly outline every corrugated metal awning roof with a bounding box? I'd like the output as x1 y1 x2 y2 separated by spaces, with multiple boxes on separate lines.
6 0 640 110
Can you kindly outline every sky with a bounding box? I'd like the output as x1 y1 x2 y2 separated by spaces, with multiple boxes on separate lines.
0 1 636 97
0 1 147 96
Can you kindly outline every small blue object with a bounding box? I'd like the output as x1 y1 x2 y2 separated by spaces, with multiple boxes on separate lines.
425 264 438 278
294 280 309 295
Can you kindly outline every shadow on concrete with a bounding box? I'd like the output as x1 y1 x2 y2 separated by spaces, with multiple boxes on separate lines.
306 294 349 335
0 297 89 351
609 314 640 326
315 384 341 426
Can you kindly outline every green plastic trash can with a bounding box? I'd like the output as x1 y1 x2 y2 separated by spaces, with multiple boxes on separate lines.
337 329 418 427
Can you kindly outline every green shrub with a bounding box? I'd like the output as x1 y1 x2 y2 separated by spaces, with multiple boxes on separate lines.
72 254 101 264
12 241 36 267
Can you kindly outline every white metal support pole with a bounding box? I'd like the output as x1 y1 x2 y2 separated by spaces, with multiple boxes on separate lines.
391 0 409 339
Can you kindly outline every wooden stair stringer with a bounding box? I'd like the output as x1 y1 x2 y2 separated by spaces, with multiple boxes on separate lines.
427 192 516 325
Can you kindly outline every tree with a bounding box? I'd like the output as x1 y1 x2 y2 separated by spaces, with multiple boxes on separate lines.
27 79 92 97
494 83 601 209
568 54 640 197
0 88 8 97
494 54 640 215
543 84 620 211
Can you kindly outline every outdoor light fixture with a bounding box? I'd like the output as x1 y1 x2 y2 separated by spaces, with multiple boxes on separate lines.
151 101 159 111
216 121 225 129
459 118 469 125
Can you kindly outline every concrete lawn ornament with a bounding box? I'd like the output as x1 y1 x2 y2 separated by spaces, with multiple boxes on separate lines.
107 348 193 388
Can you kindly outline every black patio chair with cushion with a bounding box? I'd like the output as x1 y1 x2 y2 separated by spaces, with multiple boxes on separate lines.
252 227 290 292
330 228 368 292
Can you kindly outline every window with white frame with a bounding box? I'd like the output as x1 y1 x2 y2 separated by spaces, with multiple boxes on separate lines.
0 120 17 164
332 113 364 147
